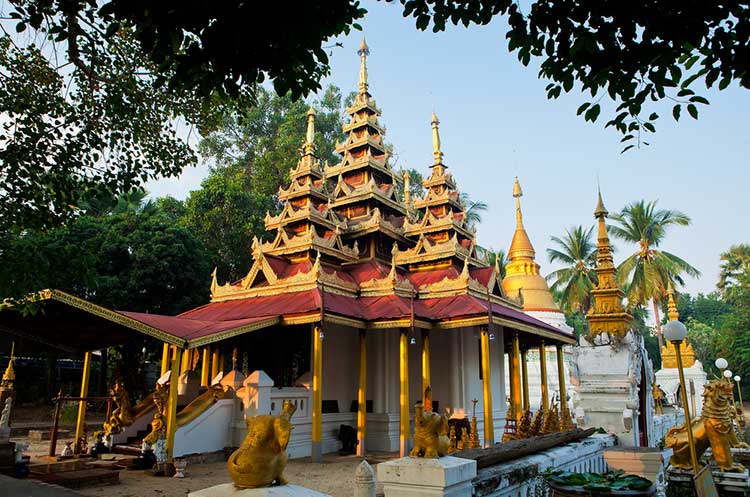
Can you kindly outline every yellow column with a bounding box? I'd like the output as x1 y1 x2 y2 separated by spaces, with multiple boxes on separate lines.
356 330 367 456
399 328 410 457
74 351 92 454
521 348 530 411
421 330 431 402
480 327 494 446
180 348 191 374
507 350 516 418
556 345 567 411
160 343 170 376
539 342 549 410
211 348 220 381
311 325 323 462
165 346 182 470
200 347 210 387
511 334 522 421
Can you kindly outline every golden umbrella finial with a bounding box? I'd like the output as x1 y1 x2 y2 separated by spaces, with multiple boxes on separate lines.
430 112 444 166
357 36 369 94
513 176 524 226
303 107 316 154
667 282 680 322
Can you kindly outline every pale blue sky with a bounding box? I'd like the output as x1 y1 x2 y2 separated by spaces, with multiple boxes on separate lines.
149 1 750 298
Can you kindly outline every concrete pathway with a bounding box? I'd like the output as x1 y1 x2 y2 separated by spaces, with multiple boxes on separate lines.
0 474 83 497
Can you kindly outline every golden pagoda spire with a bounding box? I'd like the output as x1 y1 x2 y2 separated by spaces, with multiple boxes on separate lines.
357 37 369 95
2 341 15 385
661 283 696 367
586 189 632 339
501 178 559 312
666 282 679 321
303 107 316 155
403 169 411 207
430 112 444 169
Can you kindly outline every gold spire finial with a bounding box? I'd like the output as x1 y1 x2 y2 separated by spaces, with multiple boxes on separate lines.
2 341 15 383
513 176 524 227
667 282 679 321
430 112 444 166
303 107 316 154
357 37 369 95
594 188 608 219
403 169 411 206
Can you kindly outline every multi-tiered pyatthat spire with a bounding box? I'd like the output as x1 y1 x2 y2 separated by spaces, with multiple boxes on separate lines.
586 191 632 338
262 107 357 263
660 284 696 368
399 113 478 267
326 39 408 260
501 178 559 311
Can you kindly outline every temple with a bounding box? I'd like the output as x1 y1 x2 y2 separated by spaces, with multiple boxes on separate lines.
0 42 575 466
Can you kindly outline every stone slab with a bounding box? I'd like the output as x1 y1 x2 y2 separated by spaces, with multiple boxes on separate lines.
378 456 476 497
189 483 332 497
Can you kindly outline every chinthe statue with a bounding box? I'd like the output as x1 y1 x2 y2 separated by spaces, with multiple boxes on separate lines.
103 381 134 436
227 400 296 488
410 400 450 458
667 378 749 472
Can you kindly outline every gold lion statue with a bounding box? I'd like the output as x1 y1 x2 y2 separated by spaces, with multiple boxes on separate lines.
410 400 450 458
228 400 297 488
103 381 135 435
667 378 749 472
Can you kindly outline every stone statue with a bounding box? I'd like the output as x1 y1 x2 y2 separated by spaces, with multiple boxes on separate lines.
667 378 749 472
410 401 449 458
0 397 11 428
227 400 296 488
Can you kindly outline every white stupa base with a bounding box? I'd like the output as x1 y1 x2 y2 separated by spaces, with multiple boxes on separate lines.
377 456 477 497
188 484 331 497
655 360 707 417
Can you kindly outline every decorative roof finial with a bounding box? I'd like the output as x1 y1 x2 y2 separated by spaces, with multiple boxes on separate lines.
303 107 316 155
357 37 370 95
513 176 524 227
667 282 679 321
594 187 608 219
403 169 411 207
431 112 444 166
2 341 15 383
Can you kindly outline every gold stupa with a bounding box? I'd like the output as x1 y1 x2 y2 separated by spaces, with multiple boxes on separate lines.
501 178 560 312
660 284 696 368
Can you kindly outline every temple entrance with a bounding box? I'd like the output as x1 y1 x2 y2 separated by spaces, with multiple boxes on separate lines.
638 356 649 447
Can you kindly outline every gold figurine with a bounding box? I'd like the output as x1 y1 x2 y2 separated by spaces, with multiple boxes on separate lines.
228 400 297 488
410 401 450 458
667 378 749 472
143 383 169 445
448 425 457 453
653 383 664 415
469 399 481 449
516 408 532 439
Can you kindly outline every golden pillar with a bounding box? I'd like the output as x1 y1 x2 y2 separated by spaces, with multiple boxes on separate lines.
422 330 431 402
211 347 219 382
556 345 567 410
74 351 92 454
539 342 549 410
511 334 522 421
165 346 182 470
160 343 170 376
480 328 494 446
507 349 516 417
399 328 410 457
674 341 700 473
180 347 191 374
356 330 367 456
200 347 210 387
311 325 323 462
521 348 530 411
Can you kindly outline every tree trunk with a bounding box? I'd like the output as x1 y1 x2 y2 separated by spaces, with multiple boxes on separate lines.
653 300 664 352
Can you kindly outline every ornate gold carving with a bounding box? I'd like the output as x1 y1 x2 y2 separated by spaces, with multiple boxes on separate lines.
667 378 749 472
228 400 297 488
143 382 169 445
410 400 450 458
176 384 226 427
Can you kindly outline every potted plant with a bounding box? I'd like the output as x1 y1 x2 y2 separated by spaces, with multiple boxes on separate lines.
545 470 655 496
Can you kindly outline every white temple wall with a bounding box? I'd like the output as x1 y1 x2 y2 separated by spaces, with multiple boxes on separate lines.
321 323 360 415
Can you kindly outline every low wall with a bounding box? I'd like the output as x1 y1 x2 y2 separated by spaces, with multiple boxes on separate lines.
651 410 685 446
473 434 617 497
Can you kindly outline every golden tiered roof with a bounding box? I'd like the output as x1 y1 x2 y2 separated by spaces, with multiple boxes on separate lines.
586 191 632 338
660 284 696 368
500 178 560 312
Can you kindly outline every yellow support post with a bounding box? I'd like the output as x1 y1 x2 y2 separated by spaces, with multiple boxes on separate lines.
160 343 170 376
200 347 210 387
511 334 522 421
399 328 410 457
356 330 367 456
211 348 220 381
556 345 567 411
180 348 191 374
507 349 516 418
165 346 182 472
539 342 549 410
480 327 494 446
421 330 431 402
311 325 323 462
74 351 92 454
521 348 530 411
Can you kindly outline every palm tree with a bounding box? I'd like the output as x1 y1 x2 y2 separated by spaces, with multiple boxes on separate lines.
477 247 507 278
460 192 488 228
718 244 750 297
545 225 598 314
609 200 700 351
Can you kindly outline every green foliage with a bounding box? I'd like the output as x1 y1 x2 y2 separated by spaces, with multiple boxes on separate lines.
396 0 750 151
545 469 653 492
459 192 488 228
546 225 598 314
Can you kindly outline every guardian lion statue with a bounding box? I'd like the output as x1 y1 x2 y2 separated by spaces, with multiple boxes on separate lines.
667 378 748 472
227 400 296 488
410 400 450 458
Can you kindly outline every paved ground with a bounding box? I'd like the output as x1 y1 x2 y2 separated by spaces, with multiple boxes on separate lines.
1 474 83 497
